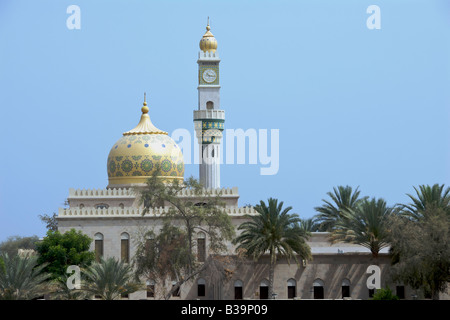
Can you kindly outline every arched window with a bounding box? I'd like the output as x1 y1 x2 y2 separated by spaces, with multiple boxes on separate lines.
145 233 155 251
94 233 103 262
121 232 130 263
197 278 206 297
194 202 207 207
206 101 214 110
119 203 124 209
287 279 296 299
342 279 351 298
146 280 155 298
79 203 85 209
259 279 269 299
234 280 243 300
171 281 180 297
197 232 206 262
313 279 325 299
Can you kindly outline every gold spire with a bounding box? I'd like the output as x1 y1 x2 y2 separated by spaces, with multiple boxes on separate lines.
142 92 149 114
123 93 168 135
199 17 218 52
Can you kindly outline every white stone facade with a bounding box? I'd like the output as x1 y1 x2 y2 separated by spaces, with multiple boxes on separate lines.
57 187 419 300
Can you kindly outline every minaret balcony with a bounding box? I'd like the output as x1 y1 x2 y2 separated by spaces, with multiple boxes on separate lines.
193 109 225 121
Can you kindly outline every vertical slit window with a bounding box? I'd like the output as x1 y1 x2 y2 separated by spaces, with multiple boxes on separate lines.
197 278 206 297
396 286 405 299
234 280 243 300
342 279 351 298
197 232 206 262
313 279 325 299
172 281 180 297
94 233 103 263
147 280 155 298
287 279 296 299
259 280 269 299
121 232 130 263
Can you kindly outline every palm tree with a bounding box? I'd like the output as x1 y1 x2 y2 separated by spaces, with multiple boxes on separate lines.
0 253 50 300
82 257 144 300
299 218 320 232
314 185 367 231
330 197 395 259
401 184 450 221
233 198 312 299
47 274 91 300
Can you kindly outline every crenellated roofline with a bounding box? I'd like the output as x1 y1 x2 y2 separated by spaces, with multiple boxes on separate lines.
57 205 257 219
68 186 239 199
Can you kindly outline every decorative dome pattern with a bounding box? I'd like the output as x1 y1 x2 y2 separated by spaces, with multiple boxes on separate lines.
107 99 184 187
199 23 217 53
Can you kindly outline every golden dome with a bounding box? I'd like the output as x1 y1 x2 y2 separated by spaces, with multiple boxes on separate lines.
199 21 218 53
107 97 184 188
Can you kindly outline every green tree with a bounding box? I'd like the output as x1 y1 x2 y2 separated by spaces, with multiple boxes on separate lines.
0 253 50 300
136 170 235 298
400 184 450 221
35 229 95 279
82 257 143 300
388 207 449 300
371 287 399 300
0 235 40 257
38 212 58 232
233 198 312 299
133 223 192 299
314 185 367 231
330 198 395 259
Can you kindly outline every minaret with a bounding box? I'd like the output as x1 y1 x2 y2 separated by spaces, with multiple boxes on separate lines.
194 19 225 189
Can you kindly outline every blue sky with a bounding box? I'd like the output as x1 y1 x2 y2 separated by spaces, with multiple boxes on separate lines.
0 0 449 242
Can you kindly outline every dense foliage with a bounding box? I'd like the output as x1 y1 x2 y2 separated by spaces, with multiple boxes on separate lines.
35 229 95 279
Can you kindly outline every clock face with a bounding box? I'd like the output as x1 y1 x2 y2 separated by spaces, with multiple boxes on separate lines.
202 69 217 83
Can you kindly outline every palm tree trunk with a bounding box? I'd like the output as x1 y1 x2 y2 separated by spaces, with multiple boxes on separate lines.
432 290 440 300
268 249 275 299
432 281 440 300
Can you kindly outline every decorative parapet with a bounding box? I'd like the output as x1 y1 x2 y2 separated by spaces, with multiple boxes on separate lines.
177 187 238 197
198 50 219 60
58 207 164 218
68 188 135 198
68 187 239 199
193 109 225 120
58 205 257 219
226 206 257 215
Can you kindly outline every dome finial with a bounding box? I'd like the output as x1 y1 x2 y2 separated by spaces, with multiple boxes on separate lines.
124 93 167 136
142 92 149 114
199 17 217 52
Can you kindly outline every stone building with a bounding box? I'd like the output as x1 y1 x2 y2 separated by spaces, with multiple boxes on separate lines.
57 21 416 300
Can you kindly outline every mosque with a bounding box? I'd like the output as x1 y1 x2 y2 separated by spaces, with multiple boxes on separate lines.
56 22 414 300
